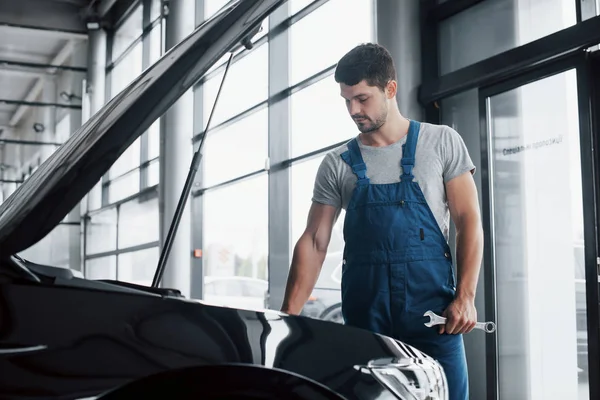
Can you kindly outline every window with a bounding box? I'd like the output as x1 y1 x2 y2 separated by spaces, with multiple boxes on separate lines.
290 156 345 290
112 5 143 61
118 247 159 286
204 0 269 41
290 75 358 157
486 69 588 399
85 256 117 280
149 23 163 65
203 174 268 285
110 41 143 97
289 0 374 85
439 0 577 74
148 120 160 159
108 170 140 203
289 0 316 16
202 109 268 188
109 138 141 179
87 180 103 211
19 224 78 269
85 207 117 255
204 0 231 19
150 0 163 21
203 44 269 127
148 159 160 187
118 196 159 249
55 114 70 143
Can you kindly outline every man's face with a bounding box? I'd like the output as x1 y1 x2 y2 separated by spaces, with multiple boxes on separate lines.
340 80 389 133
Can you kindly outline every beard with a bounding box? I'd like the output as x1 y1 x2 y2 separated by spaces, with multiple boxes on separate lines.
352 105 388 133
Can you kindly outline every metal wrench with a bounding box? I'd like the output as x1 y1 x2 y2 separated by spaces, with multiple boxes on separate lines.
423 310 496 333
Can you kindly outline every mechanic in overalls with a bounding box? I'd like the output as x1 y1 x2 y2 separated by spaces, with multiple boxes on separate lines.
281 43 484 400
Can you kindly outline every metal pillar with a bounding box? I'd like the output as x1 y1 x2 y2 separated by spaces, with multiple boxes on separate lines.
376 0 422 120
159 0 195 297
266 3 291 310
66 39 87 272
190 0 205 300
85 29 107 212
41 77 57 162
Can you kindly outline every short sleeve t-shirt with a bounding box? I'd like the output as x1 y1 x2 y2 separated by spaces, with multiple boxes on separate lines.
311 122 476 241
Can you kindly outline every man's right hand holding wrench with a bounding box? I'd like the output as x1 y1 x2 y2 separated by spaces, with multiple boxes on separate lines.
423 310 497 333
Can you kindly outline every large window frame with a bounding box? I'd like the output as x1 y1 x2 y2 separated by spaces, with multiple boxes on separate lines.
418 1 600 399
83 0 164 280
83 0 376 317
101 0 164 208
189 0 376 306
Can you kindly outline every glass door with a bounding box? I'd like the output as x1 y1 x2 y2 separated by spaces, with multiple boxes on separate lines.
480 54 599 400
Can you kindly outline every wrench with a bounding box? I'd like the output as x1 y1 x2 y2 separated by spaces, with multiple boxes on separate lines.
423 310 496 333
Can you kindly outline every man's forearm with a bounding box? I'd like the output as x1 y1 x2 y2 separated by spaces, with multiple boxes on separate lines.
280 234 326 314
454 213 484 300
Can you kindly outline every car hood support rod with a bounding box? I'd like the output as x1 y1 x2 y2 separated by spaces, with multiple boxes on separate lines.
151 52 234 289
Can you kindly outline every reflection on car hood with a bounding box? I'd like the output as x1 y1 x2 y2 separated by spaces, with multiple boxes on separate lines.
0 0 285 257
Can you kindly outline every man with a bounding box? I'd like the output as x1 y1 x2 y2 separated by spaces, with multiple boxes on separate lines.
280 43 483 400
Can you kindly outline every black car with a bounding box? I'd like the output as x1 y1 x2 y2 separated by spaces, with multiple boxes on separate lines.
0 1 448 399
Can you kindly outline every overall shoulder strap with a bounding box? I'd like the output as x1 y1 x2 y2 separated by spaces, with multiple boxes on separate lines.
401 120 421 181
340 138 370 185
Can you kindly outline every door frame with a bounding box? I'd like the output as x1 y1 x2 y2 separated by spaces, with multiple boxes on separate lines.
477 51 600 400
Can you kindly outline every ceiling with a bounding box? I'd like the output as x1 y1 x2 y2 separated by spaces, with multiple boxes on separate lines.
0 0 97 132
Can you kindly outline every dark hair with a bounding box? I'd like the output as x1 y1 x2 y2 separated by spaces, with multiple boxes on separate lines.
334 43 396 91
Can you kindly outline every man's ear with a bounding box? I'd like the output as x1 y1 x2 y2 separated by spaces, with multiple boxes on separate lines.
386 80 397 99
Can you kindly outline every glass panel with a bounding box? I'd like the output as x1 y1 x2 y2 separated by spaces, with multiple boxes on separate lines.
204 0 232 19
202 174 268 310
206 52 231 75
204 1 268 41
85 256 117 280
87 180 103 211
150 0 162 21
109 137 141 179
290 75 358 157
290 0 316 15
439 0 577 74
148 159 160 187
85 207 117 255
488 69 588 399
20 224 78 268
117 247 159 286
289 0 373 86
202 109 268 188
148 120 160 159
579 0 600 20
290 155 344 324
149 23 162 65
55 113 71 143
203 43 268 127
110 41 143 97
108 170 140 204
118 196 159 249
112 5 143 61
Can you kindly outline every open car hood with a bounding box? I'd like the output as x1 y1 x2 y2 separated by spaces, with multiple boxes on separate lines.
0 0 285 257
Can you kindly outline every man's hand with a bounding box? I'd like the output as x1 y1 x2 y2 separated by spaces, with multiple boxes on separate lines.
440 295 477 334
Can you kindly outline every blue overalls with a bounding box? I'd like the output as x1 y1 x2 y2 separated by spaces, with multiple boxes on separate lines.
340 120 469 400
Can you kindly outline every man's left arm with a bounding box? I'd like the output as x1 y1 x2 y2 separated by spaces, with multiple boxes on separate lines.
440 171 484 335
